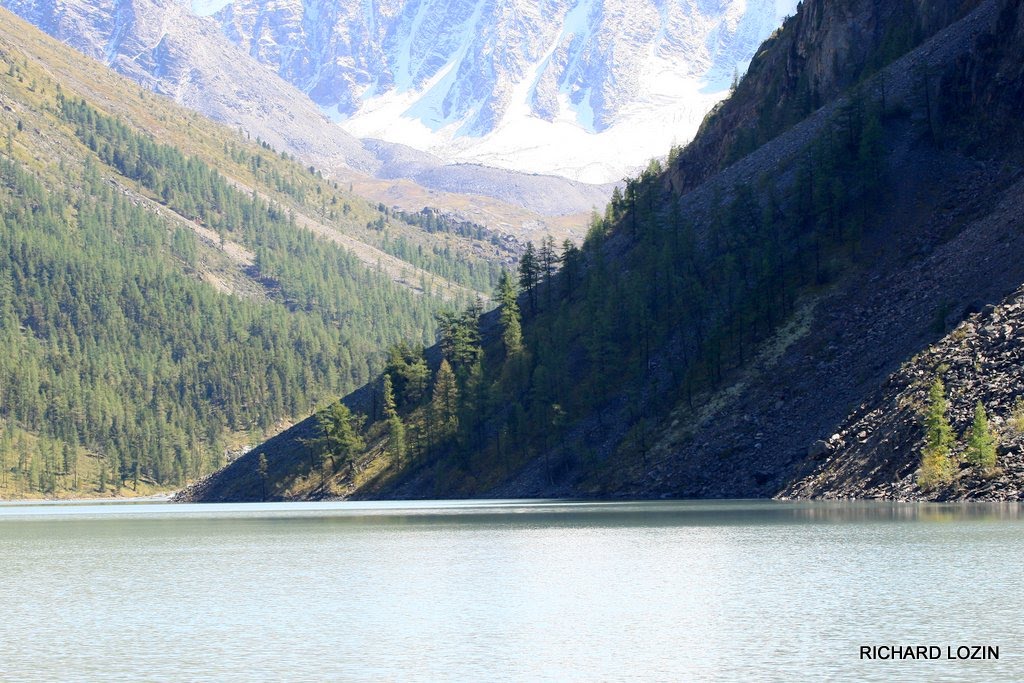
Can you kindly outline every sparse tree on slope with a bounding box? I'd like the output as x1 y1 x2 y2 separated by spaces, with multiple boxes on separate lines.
918 377 955 490
383 374 406 470
309 402 365 485
257 453 269 501
432 360 459 438
518 242 540 312
965 400 997 473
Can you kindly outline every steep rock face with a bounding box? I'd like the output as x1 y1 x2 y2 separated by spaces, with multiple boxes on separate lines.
211 0 797 181
669 0 984 194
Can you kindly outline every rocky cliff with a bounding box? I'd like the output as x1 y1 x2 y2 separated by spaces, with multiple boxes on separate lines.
669 0 984 194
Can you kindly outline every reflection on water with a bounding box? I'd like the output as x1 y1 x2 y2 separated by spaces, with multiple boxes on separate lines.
1 499 1021 682
4 498 1023 524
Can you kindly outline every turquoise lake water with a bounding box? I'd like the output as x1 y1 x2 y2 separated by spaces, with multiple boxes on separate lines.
1 499 1021 681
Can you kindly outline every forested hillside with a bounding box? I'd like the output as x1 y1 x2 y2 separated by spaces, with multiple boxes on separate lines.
0 10 506 498
181 0 1024 503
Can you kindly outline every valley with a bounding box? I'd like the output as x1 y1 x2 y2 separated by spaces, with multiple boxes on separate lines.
3 1 1024 680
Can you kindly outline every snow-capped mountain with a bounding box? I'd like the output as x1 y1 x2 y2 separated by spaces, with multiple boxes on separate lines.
209 0 798 182
0 0 378 172
0 0 616 221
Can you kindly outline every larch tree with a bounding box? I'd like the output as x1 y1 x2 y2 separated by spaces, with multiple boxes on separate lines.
496 270 523 358
309 402 365 484
539 235 558 306
560 240 581 296
432 359 459 438
965 400 997 472
918 377 955 490
257 453 269 501
518 242 540 312
383 374 406 470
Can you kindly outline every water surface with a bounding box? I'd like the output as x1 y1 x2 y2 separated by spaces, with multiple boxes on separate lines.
1 499 1021 681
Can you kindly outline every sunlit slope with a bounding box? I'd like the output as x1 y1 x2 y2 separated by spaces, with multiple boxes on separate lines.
0 8 504 499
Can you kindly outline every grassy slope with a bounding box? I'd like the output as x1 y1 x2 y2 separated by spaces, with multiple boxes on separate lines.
0 8 505 302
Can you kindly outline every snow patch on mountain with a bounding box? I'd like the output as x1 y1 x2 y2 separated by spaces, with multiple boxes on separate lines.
191 0 230 16
210 0 798 183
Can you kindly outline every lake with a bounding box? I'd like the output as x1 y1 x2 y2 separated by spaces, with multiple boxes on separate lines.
1 499 1022 681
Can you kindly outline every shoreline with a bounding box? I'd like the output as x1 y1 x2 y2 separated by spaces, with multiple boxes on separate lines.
0 492 176 505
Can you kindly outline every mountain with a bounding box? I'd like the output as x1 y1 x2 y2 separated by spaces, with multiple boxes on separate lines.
178 0 1024 503
0 0 613 226
667 0 993 194
209 0 798 183
0 6 512 498
1 0 377 171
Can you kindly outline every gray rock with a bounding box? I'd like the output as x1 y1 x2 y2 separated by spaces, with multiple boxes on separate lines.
808 440 830 459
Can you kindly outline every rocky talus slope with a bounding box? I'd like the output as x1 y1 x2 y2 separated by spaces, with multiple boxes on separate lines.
783 286 1024 501
489 0 1024 500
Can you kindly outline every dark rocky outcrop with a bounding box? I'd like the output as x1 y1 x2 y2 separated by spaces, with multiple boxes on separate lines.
669 0 984 195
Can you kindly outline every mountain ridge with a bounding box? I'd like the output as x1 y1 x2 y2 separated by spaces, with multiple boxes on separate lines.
0 6 516 497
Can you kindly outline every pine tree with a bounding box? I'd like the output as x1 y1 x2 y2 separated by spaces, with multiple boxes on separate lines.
858 107 885 193
452 301 483 371
918 377 955 489
388 413 406 470
383 374 398 419
495 270 523 358
405 356 430 406
518 242 540 312
965 401 997 472
560 240 581 296
539 235 557 306
309 403 365 481
432 359 459 438
256 453 269 501
0 436 7 490
383 375 406 469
